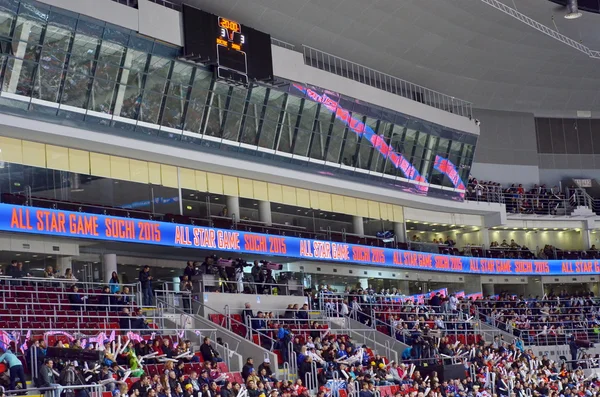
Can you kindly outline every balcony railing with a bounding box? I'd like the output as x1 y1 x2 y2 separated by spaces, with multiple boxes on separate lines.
303 45 473 118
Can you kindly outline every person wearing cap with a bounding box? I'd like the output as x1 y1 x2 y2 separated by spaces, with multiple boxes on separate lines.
246 368 260 384
183 383 194 397
258 358 274 380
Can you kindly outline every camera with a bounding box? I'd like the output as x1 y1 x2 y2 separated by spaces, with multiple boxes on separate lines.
259 260 283 271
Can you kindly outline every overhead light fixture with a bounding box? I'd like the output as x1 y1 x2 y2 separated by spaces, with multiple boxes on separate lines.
565 0 582 19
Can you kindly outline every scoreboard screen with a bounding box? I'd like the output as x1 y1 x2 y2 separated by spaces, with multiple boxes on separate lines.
182 4 274 84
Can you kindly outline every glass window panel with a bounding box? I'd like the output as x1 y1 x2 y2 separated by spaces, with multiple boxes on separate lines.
144 54 170 92
341 128 359 167
184 100 206 134
18 42 40 62
162 95 186 129
88 77 116 113
188 68 212 102
139 90 163 124
12 16 43 44
374 122 394 173
326 118 345 163
549 118 566 154
3 57 36 96
292 100 317 157
69 33 100 77
384 125 406 177
412 131 428 161
227 86 247 116
102 25 129 46
75 19 103 38
43 24 72 53
578 119 593 155
205 104 224 138
240 116 259 145
168 61 193 97
309 131 325 160
118 85 141 119
563 119 579 154
203 82 229 137
536 118 552 153
33 61 62 102
222 111 243 142
356 116 377 170
61 72 90 107
277 96 301 153
120 49 148 86
94 41 125 82
263 89 286 121
0 10 15 38
421 135 437 176
258 119 278 149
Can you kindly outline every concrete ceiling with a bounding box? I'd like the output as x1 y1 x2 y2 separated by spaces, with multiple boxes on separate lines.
177 0 600 115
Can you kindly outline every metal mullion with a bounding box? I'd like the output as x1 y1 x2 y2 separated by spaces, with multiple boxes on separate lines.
254 87 270 147
109 44 130 114
82 34 104 111
272 92 288 151
25 21 46 101
200 78 215 135
218 85 234 138
289 98 306 154
322 112 336 161
156 60 175 127
364 119 379 170
351 114 366 168
56 28 77 106
237 85 254 143
178 67 196 133
133 52 152 121
306 103 323 159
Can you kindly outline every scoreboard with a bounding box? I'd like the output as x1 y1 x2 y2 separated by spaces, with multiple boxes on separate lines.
182 4 274 85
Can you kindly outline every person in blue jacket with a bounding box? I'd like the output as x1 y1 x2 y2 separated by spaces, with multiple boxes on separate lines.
0 348 27 392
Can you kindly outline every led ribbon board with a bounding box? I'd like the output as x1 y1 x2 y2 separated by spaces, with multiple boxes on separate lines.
3 203 600 276
433 155 466 195
293 84 429 193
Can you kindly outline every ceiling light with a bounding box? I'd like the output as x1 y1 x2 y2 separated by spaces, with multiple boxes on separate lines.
432 223 438 226
15 254 20 256
277 206 281 209
254 203 258 206
33 255 37 257
563 228 568 231
214 197 219 200
190 193 195 197
432 229 436 231
553 228 559 230
25 260 30 263
565 0 583 19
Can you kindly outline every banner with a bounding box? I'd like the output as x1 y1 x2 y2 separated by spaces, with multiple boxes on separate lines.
3 203 599 276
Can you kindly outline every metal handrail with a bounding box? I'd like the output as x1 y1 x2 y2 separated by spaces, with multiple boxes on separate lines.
302 46 473 118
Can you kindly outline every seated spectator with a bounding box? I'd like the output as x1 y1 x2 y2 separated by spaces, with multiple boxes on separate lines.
199 337 222 363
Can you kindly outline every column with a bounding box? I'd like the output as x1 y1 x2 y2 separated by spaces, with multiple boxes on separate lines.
55 257 72 277
258 200 272 226
353 216 364 237
480 227 491 249
582 229 592 250
103 253 118 283
226 195 240 222
394 222 406 243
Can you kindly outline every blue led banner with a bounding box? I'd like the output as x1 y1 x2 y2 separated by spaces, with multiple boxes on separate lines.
2 203 597 276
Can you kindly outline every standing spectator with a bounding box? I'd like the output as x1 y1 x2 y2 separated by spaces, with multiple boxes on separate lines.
64 268 77 281
179 275 193 313
69 285 87 311
139 265 153 306
242 303 253 330
0 348 27 392
184 261 197 279
38 359 61 397
109 271 121 293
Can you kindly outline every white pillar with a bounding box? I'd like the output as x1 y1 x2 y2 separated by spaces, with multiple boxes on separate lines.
480 228 491 249
258 200 272 226
582 229 592 250
353 216 364 237
226 196 240 222
103 253 118 283
358 278 369 290
55 257 72 277
394 222 406 242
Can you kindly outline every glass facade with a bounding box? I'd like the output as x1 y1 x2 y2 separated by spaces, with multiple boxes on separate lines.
0 0 477 194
